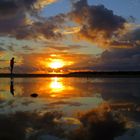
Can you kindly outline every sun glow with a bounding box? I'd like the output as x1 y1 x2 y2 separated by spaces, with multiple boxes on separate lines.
49 59 64 69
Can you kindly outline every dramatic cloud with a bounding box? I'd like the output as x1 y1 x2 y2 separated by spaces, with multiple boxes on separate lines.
0 0 35 34
0 0 63 40
71 0 125 33
0 0 57 17
122 27 140 46
7 45 140 73
70 0 139 48
14 15 65 40
93 46 140 71
0 0 139 47
0 0 140 72
33 0 58 10
8 52 97 73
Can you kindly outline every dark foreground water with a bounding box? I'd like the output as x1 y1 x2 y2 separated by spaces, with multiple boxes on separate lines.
0 77 140 140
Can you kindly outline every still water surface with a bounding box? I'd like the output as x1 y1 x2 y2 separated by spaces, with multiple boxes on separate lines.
0 77 140 140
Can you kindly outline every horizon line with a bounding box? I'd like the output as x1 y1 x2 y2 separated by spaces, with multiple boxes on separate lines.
1 71 140 78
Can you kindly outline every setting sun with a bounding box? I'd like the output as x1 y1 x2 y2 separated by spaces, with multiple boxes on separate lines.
49 59 64 69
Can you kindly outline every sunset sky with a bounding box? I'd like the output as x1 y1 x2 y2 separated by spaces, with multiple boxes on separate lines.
0 0 140 73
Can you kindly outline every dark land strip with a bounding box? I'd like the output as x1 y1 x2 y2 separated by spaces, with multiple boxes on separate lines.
1 72 140 78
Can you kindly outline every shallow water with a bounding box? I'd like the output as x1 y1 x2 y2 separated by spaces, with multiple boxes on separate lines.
0 77 140 140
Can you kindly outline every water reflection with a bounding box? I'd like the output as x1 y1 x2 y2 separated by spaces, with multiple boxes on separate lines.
1 77 140 104
10 78 14 96
69 104 128 140
1 77 140 105
0 104 139 140
50 77 65 93
33 77 68 98
0 78 140 140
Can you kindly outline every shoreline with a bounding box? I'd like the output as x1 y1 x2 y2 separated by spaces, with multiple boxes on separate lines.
1 71 140 78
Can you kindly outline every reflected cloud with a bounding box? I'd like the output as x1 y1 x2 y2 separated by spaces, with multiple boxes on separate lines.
1 77 140 106
1 78 140 124
0 104 133 140
0 111 64 140
69 104 128 140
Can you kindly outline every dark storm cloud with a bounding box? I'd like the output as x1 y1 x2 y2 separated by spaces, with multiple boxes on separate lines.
14 13 66 40
0 0 139 47
0 0 63 40
0 0 36 33
69 0 140 71
0 0 19 19
0 0 40 16
123 27 140 46
73 0 125 34
4 18 64 41
0 0 59 20
70 0 137 48
93 47 140 71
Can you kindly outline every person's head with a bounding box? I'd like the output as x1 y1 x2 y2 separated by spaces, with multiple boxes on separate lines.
12 57 15 60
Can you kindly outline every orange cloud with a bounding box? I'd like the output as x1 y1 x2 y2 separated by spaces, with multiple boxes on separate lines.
69 0 139 49
34 0 59 9
55 26 82 35
11 52 97 73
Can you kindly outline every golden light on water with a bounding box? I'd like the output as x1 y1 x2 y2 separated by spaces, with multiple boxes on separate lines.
50 77 64 93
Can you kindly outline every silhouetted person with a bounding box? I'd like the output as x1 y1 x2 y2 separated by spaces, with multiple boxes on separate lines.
10 57 15 75
10 78 14 96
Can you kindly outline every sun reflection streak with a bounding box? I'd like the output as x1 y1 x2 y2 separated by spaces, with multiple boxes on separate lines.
50 77 64 93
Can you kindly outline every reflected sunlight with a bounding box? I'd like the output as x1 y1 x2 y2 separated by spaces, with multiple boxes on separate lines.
50 77 65 93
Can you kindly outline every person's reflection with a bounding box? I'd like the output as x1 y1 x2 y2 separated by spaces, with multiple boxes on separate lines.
10 78 14 96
